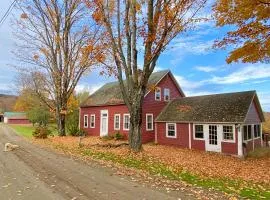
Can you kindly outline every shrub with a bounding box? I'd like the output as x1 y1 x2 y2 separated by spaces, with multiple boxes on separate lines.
27 107 50 126
113 131 124 140
247 147 270 159
101 135 113 141
32 126 52 139
66 109 79 136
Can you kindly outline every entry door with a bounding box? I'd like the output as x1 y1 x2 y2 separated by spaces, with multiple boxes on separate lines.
100 110 108 136
206 125 221 152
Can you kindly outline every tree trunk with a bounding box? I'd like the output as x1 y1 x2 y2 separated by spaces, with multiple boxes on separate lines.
59 113 66 136
128 91 144 152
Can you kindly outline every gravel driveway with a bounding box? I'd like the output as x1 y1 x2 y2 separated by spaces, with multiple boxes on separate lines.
0 124 198 200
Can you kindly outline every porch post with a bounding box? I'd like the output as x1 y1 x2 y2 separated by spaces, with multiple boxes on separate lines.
237 124 243 157
261 123 263 147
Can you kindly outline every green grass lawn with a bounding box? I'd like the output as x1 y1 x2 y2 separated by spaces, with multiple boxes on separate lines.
9 124 58 138
9 125 35 138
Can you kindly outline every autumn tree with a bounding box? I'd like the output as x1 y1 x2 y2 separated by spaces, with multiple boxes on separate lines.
213 0 270 63
87 0 206 151
13 0 104 135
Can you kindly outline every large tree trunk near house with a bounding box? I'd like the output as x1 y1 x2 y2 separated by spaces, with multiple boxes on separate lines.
59 114 66 136
128 90 145 152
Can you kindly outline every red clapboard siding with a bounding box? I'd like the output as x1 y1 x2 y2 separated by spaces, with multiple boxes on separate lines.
80 72 183 143
221 128 238 155
156 122 189 147
8 119 31 124
191 124 205 151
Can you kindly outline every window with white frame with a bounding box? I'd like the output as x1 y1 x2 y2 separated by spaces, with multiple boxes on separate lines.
146 114 153 131
84 114 88 128
114 114 120 130
155 87 161 101
223 125 234 141
123 114 130 130
90 114 95 128
254 124 261 138
194 125 204 139
166 123 176 138
243 125 252 141
164 88 170 101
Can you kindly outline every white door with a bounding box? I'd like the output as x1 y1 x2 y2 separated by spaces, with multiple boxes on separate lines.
100 110 108 136
205 125 221 152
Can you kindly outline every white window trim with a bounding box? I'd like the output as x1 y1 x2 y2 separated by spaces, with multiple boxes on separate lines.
243 125 252 142
222 125 235 143
164 88 170 101
166 123 177 138
114 114 121 130
123 114 130 131
90 114 95 128
146 113 154 131
83 114 89 128
155 87 161 101
193 124 205 140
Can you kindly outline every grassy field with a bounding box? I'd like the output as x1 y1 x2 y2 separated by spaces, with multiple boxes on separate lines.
9 124 58 138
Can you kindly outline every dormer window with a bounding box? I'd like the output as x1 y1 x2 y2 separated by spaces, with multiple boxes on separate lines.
155 87 161 101
164 88 170 101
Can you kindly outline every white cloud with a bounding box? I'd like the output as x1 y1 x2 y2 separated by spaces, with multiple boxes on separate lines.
75 83 104 94
207 64 270 85
171 39 214 55
195 66 217 72
174 75 203 90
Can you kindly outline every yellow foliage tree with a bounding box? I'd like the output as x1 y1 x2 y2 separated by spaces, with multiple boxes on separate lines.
213 0 270 63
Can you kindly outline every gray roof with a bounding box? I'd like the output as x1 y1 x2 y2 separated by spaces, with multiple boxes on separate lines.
81 70 171 107
156 91 265 123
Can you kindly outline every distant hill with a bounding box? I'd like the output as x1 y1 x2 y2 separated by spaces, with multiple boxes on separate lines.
263 112 270 134
0 94 18 113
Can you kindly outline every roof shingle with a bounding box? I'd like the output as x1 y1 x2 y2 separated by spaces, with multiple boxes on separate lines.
156 91 262 123
81 70 170 107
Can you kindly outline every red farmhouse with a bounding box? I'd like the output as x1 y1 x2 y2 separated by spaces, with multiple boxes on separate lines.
80 70 265 156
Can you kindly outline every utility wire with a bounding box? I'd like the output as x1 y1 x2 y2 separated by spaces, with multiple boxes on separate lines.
0 0 18 28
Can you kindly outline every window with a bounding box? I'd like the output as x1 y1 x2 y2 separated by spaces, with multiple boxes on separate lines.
194 125 204 139
83 114 88 128
166 123 176 138
123 114 130 130
155 87 161 101
146 114 153 131
254 124 261 138
114 114 120 130
223 125 234 141
164 88 170 101
90 114 95 128
243 125 252 141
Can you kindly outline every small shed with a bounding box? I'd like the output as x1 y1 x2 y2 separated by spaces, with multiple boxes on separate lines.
3 112 31 124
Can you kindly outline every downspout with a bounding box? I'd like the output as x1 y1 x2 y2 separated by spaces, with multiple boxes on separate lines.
252 124 254 151
155 123 157 144
188 123 191 149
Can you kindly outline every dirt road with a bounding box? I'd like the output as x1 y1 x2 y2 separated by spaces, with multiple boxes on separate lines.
0 124 198 200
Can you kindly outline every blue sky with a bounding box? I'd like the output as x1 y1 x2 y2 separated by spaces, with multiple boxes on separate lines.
0 0 269 111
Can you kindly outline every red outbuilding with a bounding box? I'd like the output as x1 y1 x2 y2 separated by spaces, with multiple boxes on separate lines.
80 70 265 157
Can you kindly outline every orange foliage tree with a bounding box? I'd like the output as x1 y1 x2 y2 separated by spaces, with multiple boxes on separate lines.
213 0 270 63
13 0 104 135
86 0 206 151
